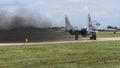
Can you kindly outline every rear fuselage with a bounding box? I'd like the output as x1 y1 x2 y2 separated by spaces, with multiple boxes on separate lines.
68 28 91 36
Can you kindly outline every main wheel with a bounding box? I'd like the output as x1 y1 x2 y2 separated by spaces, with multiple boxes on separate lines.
93 36 96 40
92 33 96 40
91 32 96 40
90 36 93 40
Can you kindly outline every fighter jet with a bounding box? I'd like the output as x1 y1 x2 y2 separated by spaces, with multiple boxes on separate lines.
65 14 98 40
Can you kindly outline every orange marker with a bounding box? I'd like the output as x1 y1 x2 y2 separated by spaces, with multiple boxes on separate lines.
25 38 29 43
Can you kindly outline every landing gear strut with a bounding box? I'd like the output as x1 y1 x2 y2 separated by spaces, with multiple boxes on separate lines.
90 32 96 40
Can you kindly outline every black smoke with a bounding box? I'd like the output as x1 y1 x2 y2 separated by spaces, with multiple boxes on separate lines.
0 9 52 30
0 8 73 43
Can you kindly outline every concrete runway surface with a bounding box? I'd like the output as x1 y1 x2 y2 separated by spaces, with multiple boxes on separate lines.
0 37 120 46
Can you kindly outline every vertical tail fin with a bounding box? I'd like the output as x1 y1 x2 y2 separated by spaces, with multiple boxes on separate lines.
87 14 98 32
65 16 73 31
88 13 92 30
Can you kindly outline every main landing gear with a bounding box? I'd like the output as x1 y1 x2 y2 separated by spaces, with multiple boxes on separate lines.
90 32 96 40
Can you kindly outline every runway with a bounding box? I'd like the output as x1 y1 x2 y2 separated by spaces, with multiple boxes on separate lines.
0 37 120 46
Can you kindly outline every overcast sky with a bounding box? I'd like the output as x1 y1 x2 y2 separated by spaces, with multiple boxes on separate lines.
0 0 120 28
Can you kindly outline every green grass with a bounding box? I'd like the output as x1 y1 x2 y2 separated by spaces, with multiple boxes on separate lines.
97 31 120 37
0 41 120 68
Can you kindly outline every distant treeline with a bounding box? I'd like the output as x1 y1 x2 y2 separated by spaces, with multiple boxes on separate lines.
107 26 119 30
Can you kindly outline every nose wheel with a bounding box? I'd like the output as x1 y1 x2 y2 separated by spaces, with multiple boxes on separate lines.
90 32 96 40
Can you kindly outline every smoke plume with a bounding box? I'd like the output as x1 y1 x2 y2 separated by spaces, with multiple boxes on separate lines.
0 8 52 30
